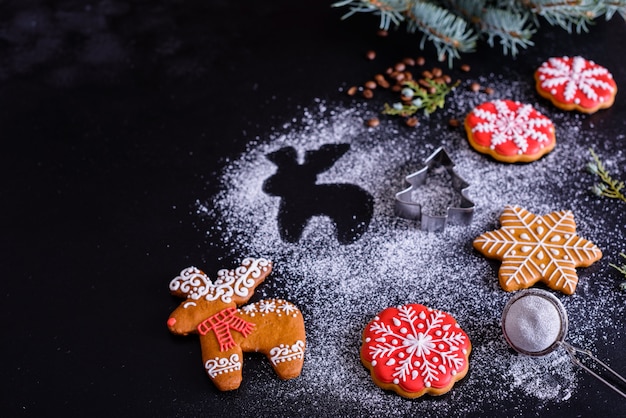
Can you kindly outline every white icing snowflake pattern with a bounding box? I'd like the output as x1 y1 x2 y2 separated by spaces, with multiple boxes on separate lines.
240 304 258 314
471 100 553 153
366 305 468 389
258 300 277 313
238 299 300 317
277 301 298 316
537 56 615 104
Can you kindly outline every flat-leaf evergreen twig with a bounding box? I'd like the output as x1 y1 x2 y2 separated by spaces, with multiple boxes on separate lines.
609 253 626 291
383 78 459 116
587 148 626 203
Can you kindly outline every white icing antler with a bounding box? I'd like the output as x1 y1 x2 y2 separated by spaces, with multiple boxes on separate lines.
209 258 272 303
169 267 212 300
169 258 272 303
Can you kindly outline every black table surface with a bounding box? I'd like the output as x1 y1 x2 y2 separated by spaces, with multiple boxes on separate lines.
3 1 626 417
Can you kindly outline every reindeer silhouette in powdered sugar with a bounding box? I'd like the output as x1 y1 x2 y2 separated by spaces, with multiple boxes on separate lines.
263 143 374 244
167 258 305 391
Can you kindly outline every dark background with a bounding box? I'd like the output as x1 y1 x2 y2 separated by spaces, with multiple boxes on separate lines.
2 1 625 416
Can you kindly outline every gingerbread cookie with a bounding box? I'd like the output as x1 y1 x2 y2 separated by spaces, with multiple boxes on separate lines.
167 258 306 391
464 99 556 163
361 303 471 398
473 205 603 295
535 56 617 114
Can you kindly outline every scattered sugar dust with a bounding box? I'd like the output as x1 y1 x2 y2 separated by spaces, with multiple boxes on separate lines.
196 74 626 416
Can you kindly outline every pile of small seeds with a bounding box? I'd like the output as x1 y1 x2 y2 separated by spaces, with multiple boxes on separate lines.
345 42 495 128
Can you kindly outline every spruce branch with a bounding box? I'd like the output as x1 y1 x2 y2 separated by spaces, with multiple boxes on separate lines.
332 0 409 29
405 2 478 66
586 148 626 203
524 0 604 33
332 0 625 65
602 0 626 20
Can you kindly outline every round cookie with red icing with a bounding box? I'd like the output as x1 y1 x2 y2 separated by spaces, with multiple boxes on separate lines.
535 56 617 114
360 303 471 398
464 99 556 163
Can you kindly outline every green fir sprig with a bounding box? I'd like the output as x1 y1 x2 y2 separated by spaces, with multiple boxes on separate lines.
332 0 626 65
382 78 459 116
586 148 626 203
609 253 626 291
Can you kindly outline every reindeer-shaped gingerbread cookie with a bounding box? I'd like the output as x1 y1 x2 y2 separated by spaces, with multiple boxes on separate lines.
167 258 306 391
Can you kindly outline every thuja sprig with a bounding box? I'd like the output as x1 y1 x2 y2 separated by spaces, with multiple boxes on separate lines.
587 148 626 203
609 253 626 292
383 78 459 117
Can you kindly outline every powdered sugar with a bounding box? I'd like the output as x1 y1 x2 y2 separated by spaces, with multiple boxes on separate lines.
196 75 625 415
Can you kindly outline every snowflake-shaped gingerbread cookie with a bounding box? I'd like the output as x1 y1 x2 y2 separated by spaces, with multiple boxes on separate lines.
473 205 603 295
464 99 556 163
535 56 617 114
361 304 471 398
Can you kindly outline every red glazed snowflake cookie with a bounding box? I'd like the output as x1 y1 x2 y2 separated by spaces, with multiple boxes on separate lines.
360 303 471 398
535 56 617 114
464 99 556 163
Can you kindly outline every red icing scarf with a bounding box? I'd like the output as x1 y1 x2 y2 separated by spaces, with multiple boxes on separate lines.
197 307 255 351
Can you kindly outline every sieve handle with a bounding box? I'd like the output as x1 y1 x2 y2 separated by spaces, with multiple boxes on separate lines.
561 341 626 399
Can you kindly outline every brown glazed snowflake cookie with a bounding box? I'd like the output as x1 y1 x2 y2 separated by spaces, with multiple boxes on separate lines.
464 99 556 163
361 303 471 398
535 56 617 114
473 205 603 295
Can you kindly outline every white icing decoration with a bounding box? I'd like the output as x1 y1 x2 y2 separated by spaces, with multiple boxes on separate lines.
474 206 602 293
269 340 305 365
536 226 545 235
259 300 277 314
238 299 300 318
520 233 530 240
169 267 212 300
183 301 197 309
537 56 615 104
205 354 241 378
470 100 553 153
169 258 272 303
367 305 468 387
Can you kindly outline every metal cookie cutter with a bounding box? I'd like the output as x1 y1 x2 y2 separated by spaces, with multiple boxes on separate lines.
394 147 474 232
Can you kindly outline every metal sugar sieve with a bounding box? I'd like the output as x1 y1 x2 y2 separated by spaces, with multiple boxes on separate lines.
501 289 626 399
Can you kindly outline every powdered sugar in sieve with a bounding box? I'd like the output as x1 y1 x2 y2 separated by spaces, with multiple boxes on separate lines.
502 289 626 399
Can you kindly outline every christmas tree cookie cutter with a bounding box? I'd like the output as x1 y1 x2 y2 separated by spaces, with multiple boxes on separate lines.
394 147 474 232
